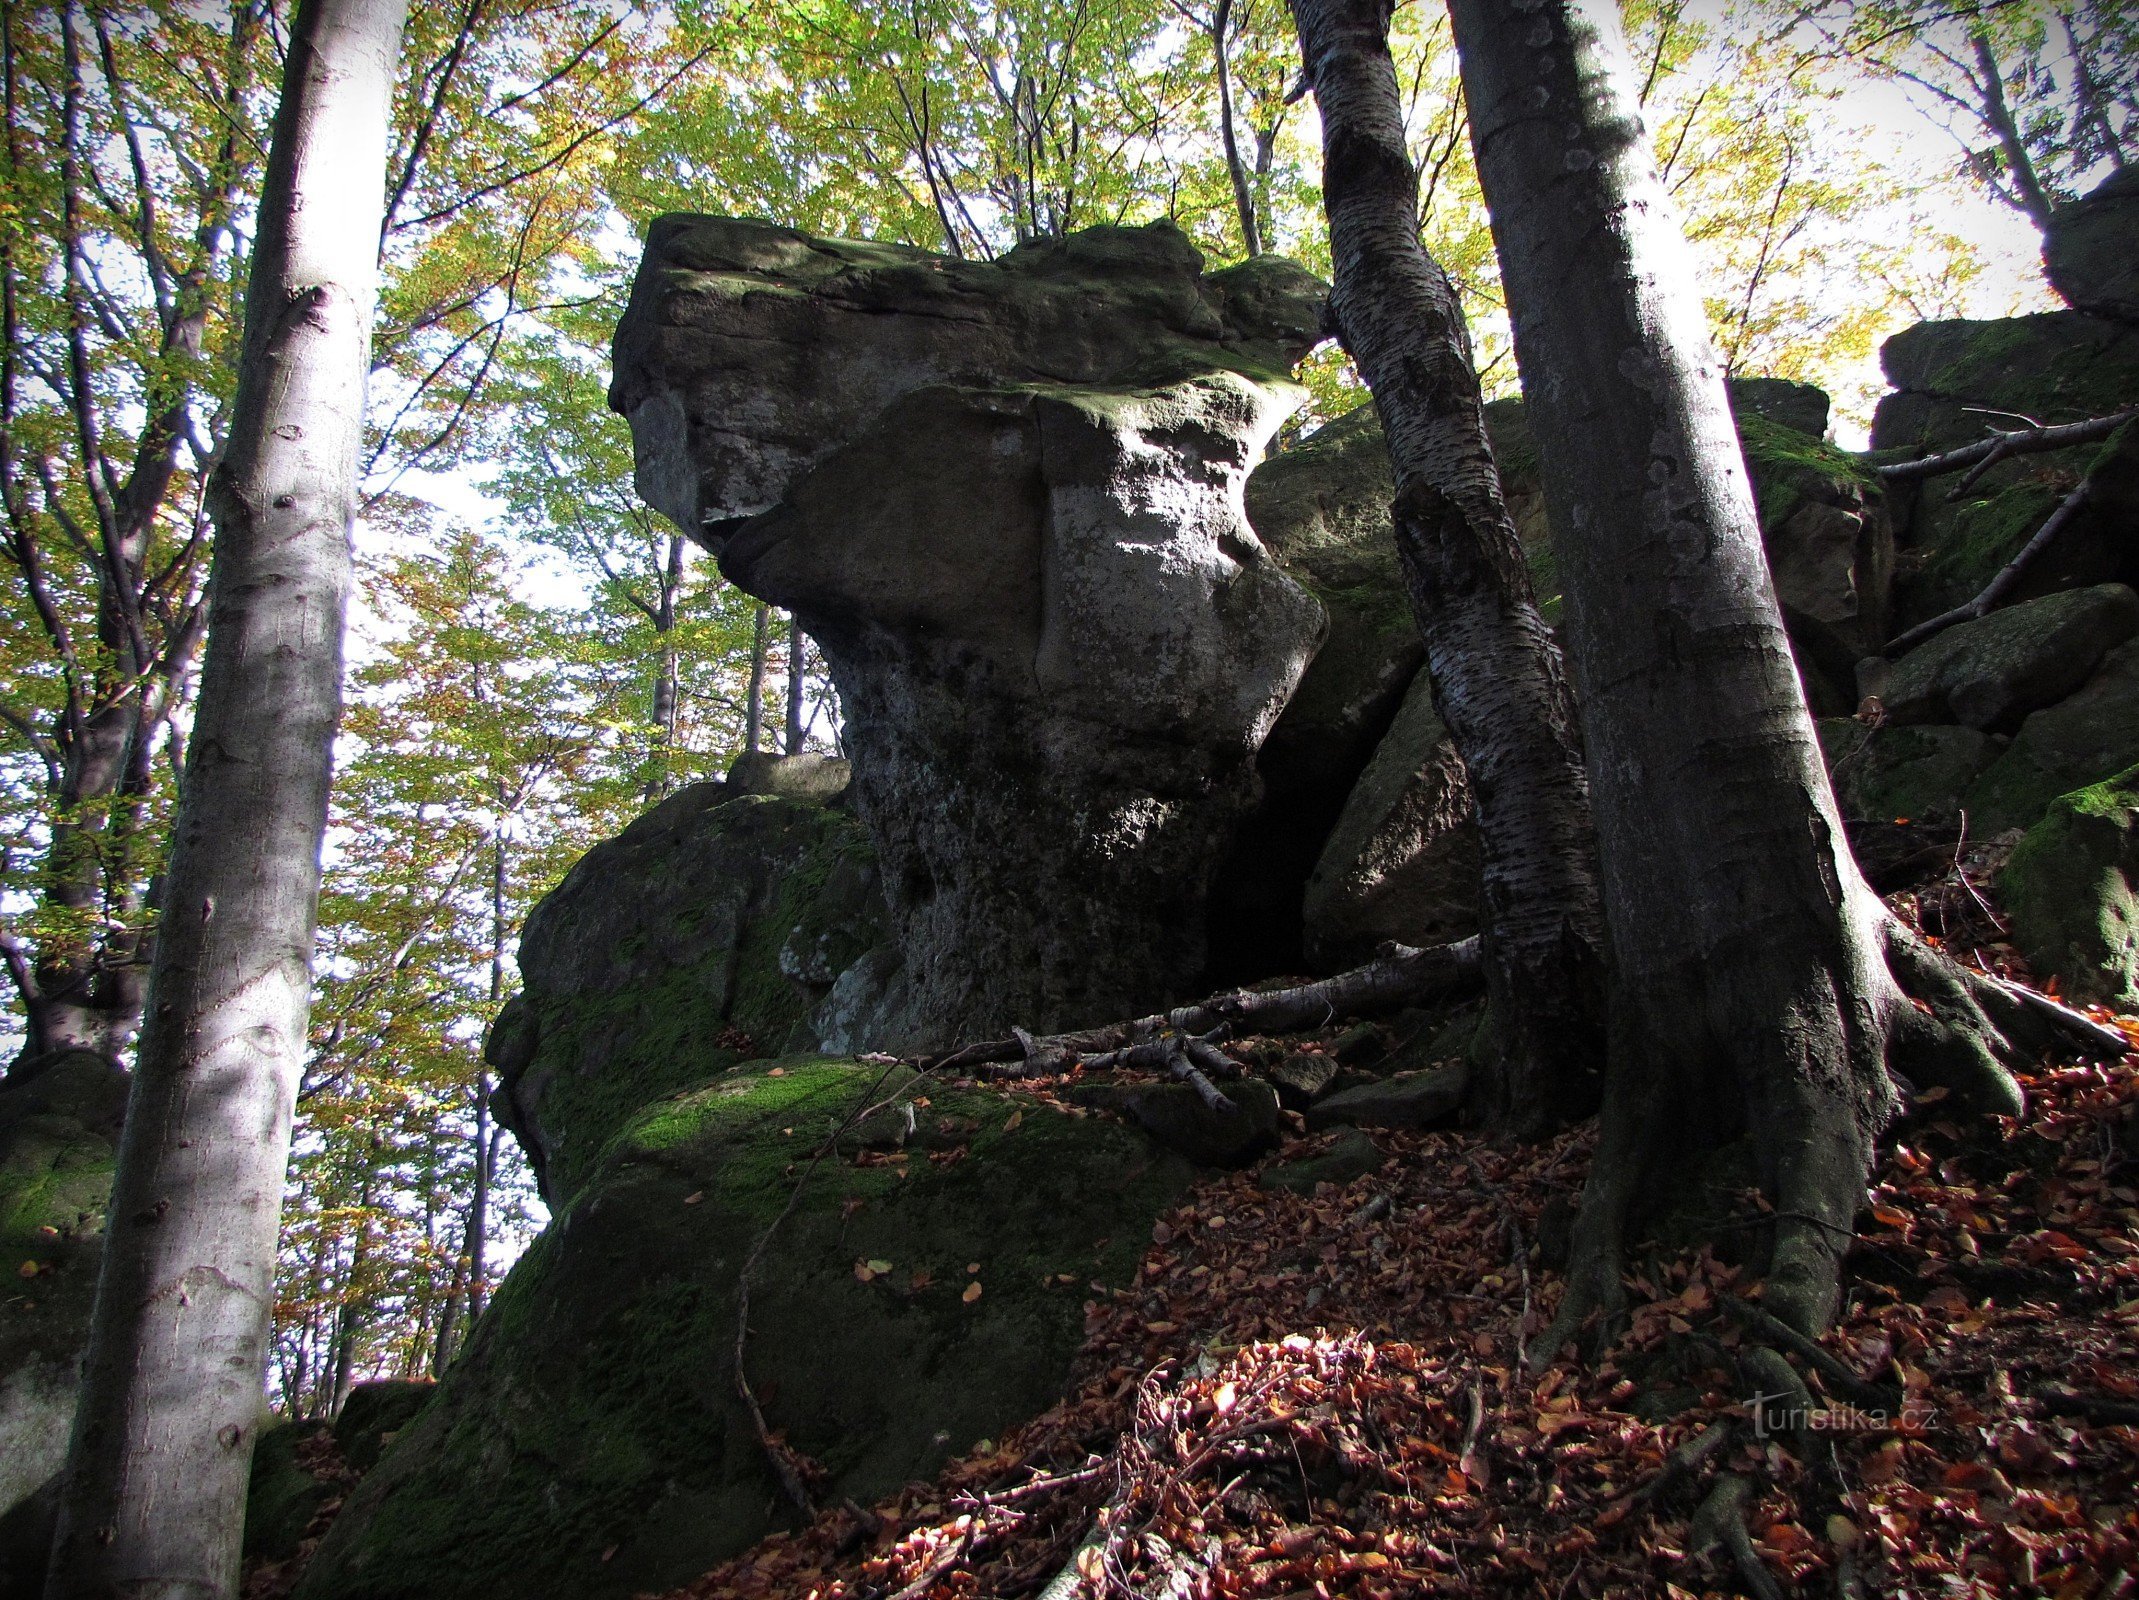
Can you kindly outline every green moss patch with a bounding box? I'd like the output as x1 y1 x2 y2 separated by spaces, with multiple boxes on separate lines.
1997 765 2139 1009
294 1058 1194 1600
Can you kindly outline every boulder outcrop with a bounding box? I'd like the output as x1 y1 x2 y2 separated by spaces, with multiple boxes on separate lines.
2046 168 2139 325
488 775 899 1206
613 218 1330 1041
295 1056 1193 1600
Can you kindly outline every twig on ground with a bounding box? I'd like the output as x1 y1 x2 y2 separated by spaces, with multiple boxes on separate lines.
2032 1384 2139 1427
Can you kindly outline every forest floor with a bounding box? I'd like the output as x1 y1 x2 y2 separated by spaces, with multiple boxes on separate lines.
665 889 2139 1600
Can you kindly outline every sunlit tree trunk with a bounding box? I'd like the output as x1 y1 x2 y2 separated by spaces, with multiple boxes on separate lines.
44 1 407 1590
1289 0 1606 1135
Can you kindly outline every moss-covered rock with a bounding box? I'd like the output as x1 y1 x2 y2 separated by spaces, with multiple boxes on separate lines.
1965 638 2139 831
245 1421 338 1564
1997 766 2139 1010
334 1380 435 1474
489 785 896 1204
1881 583 2139 732
1873 315 2139 628
0 1050 127 1527
1816 720 1999 825
293 1056 1193 1600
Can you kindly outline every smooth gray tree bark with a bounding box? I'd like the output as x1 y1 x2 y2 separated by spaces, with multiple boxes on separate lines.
1448 0 2026 1345
1289 0 1606 1135
44 1 408 1592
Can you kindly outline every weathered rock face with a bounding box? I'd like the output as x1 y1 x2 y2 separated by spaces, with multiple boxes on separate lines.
1301 668 1478 970
1965 637 2139 832
2046 168 2139 325
1816 720 1998 826
294 1057 1192 1600
613 218 1330 1041
489 778 898 1204
1212 403 1422 976
1232 379 1878 975
611 216 1324 535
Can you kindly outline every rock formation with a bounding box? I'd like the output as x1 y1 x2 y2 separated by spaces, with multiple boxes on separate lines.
610 217 1329 1044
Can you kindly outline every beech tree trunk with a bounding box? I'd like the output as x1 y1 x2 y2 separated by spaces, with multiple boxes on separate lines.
1289 0 1606 1135
44 1 406 1592
1449 0 2025 1344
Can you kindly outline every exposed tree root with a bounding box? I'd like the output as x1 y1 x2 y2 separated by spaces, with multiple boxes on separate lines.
929 937 1483 1075
1721 1294 1895 1412
1530 917 2045 1370
1690 1474 1787 1600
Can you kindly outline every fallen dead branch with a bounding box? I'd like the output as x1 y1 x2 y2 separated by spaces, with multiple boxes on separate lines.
930 937 1483 1075
1875 408 2136 484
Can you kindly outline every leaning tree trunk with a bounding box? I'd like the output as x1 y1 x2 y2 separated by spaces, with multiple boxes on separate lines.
1289 0 1606 1135
44 1 407 1593
1448 0 2027 1345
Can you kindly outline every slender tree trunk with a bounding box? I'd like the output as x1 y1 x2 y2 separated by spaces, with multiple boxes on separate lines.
44 1 407 1591
1289 0 1606 1135
645 532 684 801
1449 0 2026 1347
327 1176 375 1417
1970 30 2057 230
784 615 808 755
743 599 770 757
1213 0 1263 257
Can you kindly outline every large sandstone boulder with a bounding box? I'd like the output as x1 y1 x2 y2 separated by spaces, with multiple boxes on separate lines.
293 1057 1193 1600
1301 667 1478 969
613 218 1330 1043
488 780 898 1204
1212 403 1423 975
2046 168 2139 325
1998 765 2139 1011
1815 720 1999 826
611 216 1325 537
